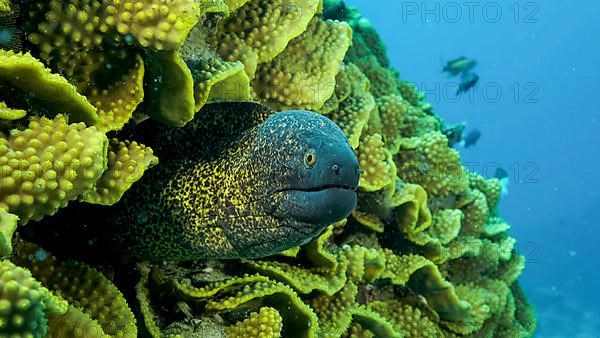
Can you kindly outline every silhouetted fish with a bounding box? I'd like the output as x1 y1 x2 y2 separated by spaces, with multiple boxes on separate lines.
442 56 477 77
495 167 508 180
442 122 466 147
461 129 481 148
494 166 510 195
456 72 479 95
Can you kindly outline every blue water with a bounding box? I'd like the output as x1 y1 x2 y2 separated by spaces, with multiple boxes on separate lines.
345 1 600 336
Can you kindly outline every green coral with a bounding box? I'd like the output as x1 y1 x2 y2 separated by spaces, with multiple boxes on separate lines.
0 115 108 224
396 131 469 197
0 51 98 125
80 138 158 205
327 64 375 149
88 54 145 132
253 17 352 111
103 0 201 50
376 95 407 154
0 0 10 12
224 306 283 338
355 133 396 192
368 300 443 337
0 209 18 256
144 50 196 127
0 259 68 337
214 0 321 64
189 57 251 110
0 102 26 121
12 241 137 337
47 305 108 338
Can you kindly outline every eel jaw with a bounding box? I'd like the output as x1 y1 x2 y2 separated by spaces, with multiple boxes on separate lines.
273 184 358 225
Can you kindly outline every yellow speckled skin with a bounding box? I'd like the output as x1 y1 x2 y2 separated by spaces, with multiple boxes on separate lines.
113 102 359 261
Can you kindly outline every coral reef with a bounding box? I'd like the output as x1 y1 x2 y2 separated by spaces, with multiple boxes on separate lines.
0 0 536 337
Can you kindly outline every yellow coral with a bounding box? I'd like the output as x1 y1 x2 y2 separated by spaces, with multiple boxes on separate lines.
484 216 511 237
104 0 200 50
429 209 463 245
391 182 433 245
88 54 145 133
145 50 195 126
80 138 158 205
327 64 374 148
224 307 283 338
376 95 406 154
457 189 489 236
342 323 376 338
47 305 108 338
311 281 357 338
0 102 26 121
331 94 375 150
399 104 441 137
320 62 355 114
206 280 319 337
381 251 471 322
396 131 469 197
135 266 163 338
24 0 161 117
0 0 10 12
0 115 107 224
253 18 352 111
245 259 347 296
24 0 135 93
303 225 338 269
0 260 68 337
189 57 251 110
170 273 270 299
0 209 18 256
356 133 396 192
245 226 347 295
351 208 385 233
223 0 251 11
351 55 400 99
27 1 106 51
340 245 385 283
13 241 137 338
156 271 319 337
26 1 107 68
0 51 98 125
398 81 426 107
369 301 442 338
213 33 260 79
215 0 320 63
468 172 502 211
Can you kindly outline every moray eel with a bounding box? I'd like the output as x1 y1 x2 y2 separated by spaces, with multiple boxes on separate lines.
111 102 360 261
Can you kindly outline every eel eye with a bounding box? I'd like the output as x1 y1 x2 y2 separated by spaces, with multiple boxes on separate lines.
304 150 317 168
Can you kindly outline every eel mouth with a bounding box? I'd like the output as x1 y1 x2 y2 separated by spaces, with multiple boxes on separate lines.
289 183 358 193
274 184 358 225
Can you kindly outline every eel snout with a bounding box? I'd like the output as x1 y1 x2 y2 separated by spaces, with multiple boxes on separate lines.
279 142 361 225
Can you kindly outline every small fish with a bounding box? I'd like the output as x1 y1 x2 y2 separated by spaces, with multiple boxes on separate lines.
442 122 466 147
456 72 479 96
494 167 509 195
495 167 508 180
442 56 477 77
0 5 21 51
460 129 481 148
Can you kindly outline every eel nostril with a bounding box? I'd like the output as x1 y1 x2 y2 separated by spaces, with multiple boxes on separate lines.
357 168 364 176
331 164 340 175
